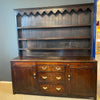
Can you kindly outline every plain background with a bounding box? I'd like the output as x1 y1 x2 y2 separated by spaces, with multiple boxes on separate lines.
0 0 94 81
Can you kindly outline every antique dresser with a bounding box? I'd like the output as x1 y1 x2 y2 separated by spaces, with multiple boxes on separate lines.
11 3 97 100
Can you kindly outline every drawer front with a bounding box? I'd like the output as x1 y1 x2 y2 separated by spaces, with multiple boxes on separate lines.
40 84 65 94
38 64 50 71
12 62 36 68
37 62 65 72
38 73 65 82
52 65 65 72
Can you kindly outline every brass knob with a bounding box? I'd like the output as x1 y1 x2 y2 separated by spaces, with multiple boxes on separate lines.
68 75 71 78
68 78 70 81
42 67 47 70
33 73 36 76
43 87 48 90
42 76 47 79
56 67 61 71
56 76 61 80
56 87 61 91
33 73 36 79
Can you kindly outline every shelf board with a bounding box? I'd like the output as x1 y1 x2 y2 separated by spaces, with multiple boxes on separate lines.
19 48 90 51
18 37 91 41
17 24 91 29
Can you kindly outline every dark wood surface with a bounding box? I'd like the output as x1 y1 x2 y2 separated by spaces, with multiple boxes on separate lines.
17 24 91 29
11 60 97 99
11 56 96 62
19 48 91 50
14 3 94 10
18 37 91 41
69 65 95 97
11 3 97 100
16 3 93 57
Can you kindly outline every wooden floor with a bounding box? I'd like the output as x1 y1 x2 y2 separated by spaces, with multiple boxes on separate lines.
0 54 100 100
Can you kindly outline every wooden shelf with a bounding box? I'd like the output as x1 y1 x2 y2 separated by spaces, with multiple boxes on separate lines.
16 5 92 57
17 24 91 29
18 37 91 41
19 48 90 51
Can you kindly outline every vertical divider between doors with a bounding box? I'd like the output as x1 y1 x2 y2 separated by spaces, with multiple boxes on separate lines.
65 64 71 96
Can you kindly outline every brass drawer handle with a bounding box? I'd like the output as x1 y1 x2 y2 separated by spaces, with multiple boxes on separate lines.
56 67 61 71
56 87 61 91
56 76 61 80
42 76 47 79
42 67 47 70
43 87 48 90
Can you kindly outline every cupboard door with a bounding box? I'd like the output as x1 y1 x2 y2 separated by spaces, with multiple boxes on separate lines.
11 62 37 94
69 64 96 97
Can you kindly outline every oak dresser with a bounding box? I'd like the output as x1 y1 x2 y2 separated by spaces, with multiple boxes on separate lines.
11 3 97 100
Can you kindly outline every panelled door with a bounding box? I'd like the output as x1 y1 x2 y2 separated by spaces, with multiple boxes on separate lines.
68 63 96 97
11 62 37 94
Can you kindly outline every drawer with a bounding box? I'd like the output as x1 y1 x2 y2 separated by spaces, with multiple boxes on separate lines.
52 65 65 72
40 84 65 94
38 64 50 71
38 73 65 82
37 62 65 72
13 62 35 67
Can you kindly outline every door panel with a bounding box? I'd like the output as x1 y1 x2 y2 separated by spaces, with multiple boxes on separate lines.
11 62 37 94
69 65 94 97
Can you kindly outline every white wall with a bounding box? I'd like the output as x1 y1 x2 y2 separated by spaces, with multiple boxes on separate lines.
0 0 94 81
